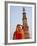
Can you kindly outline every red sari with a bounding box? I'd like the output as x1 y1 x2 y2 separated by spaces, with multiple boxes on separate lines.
13 31 22 40
16 31 22 39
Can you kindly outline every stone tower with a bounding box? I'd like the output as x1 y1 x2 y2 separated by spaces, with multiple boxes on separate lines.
22 7 30 39
23 8 27 26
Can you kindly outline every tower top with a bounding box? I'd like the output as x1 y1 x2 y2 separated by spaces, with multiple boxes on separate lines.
23 7 27 20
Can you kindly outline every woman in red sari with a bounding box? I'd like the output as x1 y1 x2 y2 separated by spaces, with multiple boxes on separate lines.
13 24 24 40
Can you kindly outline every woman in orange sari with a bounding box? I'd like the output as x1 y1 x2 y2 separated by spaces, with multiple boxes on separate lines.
13 24 24 40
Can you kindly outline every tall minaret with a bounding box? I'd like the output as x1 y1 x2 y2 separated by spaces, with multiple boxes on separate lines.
23 7 27 26
22 7 30 39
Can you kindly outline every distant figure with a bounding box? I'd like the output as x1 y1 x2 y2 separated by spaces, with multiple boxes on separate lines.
13 24 24 40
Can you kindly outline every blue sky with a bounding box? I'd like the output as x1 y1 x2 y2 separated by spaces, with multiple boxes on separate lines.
10 6 32 39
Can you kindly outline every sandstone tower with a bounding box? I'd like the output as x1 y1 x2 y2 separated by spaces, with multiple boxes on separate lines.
22 7 30 39
23 8 27 26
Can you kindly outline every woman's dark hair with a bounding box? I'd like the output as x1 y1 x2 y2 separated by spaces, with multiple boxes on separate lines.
22 25 24 29
17 24 20 27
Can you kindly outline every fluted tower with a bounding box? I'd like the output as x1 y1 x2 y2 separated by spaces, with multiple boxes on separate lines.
22 7 30 39
23 8 27 26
